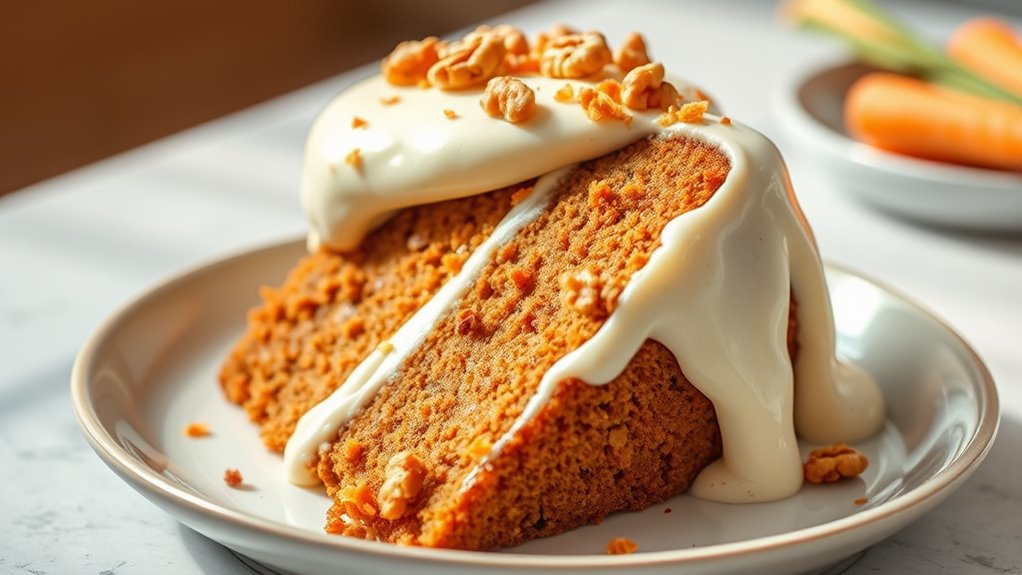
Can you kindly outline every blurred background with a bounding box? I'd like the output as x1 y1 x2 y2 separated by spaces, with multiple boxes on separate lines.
0 0 537 196
3 0 1019 198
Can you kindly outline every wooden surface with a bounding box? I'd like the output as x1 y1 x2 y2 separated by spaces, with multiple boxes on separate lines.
0 0 536 196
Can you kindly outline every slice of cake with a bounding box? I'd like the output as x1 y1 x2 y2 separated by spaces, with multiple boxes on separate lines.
219 25 885 550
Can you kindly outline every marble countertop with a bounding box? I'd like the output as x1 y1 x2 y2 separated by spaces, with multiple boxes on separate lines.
2 0 1020 573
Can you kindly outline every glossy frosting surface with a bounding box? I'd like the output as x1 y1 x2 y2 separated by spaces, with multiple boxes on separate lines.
287 69 885 501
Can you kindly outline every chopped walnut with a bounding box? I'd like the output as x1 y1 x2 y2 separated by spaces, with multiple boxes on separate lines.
223 468 243 487
534 23 577 57
595 78 624 103
345 148 362 169
554 83 576 103
606 537 638 555
378 451 428 520
183 422 210 438
803 443 869 484
560 267 619 317
540 32 613 79
381 37 440 86
338 484 379 521
657 101 710 126
615 32 650 73
351 116 368 129
622 63 679 111
480 76 537 123
578 87 632 124
428 33 506 90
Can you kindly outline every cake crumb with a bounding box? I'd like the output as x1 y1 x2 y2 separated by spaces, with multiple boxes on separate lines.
606 537 638 555
720 116 732 126
351 116 368 129
804 443 869 484
380 95 401 106
223 468 244 487
345 148 363 170
443 109 459 120
663 507 672 514
183 422 210 438
554 83 576 103
854 497 868 506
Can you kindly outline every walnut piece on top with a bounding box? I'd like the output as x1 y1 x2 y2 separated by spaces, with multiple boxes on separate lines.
428 33 506 90
622 63 680 111
540 31 613 79
381 37 440 86
480 76 537 123
615 32 651 73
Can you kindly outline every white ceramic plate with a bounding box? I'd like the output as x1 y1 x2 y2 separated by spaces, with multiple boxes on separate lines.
72 239 998 575
774 60 1022 231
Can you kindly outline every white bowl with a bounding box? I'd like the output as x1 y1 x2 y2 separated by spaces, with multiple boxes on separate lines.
774 61 1022 232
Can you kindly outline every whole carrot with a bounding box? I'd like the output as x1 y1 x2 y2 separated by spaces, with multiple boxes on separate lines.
948 18 1022 100
845 72 1022 172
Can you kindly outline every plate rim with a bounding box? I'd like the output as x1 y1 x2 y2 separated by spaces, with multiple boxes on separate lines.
70 237 1001 569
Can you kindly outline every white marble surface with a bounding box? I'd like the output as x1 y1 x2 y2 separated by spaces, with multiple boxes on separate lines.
2 0 1021 573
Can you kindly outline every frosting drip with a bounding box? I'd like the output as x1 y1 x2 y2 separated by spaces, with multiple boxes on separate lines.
301 74 709 252
288 71 885 501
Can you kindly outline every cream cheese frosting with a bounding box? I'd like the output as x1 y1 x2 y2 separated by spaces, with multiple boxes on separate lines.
286 66 885 502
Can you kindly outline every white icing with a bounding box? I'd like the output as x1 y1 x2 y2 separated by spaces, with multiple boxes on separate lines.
301 74 710 252
287 70 885 502
284 167 572 485
465 125 885 502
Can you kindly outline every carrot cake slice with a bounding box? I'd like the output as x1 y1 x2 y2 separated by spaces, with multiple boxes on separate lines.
219 25 884 550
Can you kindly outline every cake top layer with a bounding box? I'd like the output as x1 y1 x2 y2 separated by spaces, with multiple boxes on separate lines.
301 25 717 252
286 25 886 505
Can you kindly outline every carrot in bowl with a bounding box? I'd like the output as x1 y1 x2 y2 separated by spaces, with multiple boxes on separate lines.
948 18 1022 100
845 72 1022 172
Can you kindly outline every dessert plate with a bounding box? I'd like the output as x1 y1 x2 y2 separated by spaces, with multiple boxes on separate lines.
774 60 1022 232
72 239 998 575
